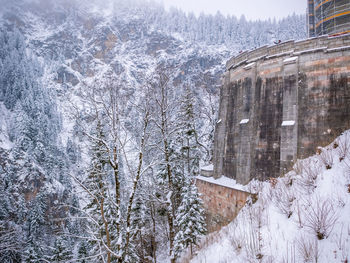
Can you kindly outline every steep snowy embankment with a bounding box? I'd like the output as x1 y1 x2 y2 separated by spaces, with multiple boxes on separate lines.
192 131 350 263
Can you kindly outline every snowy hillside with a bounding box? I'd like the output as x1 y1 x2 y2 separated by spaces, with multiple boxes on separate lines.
191 131 350 263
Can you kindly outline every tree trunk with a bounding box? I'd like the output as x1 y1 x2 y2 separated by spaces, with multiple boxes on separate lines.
163 137 176 263
150 203 157 263
100 198 111 263
123 113 149 261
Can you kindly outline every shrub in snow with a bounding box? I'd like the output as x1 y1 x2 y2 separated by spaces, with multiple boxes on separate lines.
295 160 320 194
296 236 320 263
272 181 295 218
319 150 334 170
333 225 350 261
244 227 264 262
303 196 338 240
191 132 350 263
337 134 350 162
294 160 305 176
242 198 268 262
343 160 350 182
230 221 246 254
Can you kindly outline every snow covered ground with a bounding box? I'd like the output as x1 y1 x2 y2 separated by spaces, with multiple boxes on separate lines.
190 131 350 263
196 175 246 192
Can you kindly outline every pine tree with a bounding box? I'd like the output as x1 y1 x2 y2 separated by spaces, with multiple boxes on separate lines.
104 195 120 262
0 29 74 262
85 119 109 216
66 137 79 164
83 119 117 262
27 191 47 240
50 236 73 262
178 86 201 178
172 86 206 256
126 193 147 262
23 238 44 263
174 180 206 257
170 86 201 208
77 240 90 263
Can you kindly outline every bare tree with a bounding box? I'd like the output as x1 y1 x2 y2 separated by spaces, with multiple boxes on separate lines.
303 195 338 240
295 160 320 194
272 180 295 218
243 181 268 263
69 72 153 263
281 241 297 263
195 74 219 162
337 133 350 162
319 149 334 170
149 68 177 263
296 236 320 263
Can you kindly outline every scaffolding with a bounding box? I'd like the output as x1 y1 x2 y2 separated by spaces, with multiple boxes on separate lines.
308 0 350 37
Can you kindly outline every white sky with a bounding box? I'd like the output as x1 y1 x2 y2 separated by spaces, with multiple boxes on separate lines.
155 0 306 20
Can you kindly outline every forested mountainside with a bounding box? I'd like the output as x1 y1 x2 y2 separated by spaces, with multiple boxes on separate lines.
0 0 306 262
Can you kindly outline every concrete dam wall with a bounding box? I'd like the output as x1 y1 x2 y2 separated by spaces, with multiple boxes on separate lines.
213 34 350 185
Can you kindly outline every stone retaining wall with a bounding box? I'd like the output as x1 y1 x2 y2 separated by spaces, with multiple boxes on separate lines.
196 178 250 232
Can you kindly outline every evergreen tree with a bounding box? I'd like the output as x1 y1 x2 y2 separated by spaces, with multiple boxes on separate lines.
50 236 73 262
66 137 79 164
27 192 47 239
126 193 148 262
77 240 90 263
177 86 201 178
23 238 44 263
83 119 118 262
170 86 201 208
174 180 206 256
173 86 206 256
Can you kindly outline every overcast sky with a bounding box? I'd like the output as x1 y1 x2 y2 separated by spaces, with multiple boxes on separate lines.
155 0 306 20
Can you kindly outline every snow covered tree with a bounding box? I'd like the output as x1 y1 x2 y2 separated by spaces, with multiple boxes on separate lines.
177 85 201 178
170 86 206 257
0 29 75 262
150 69 178 263
77 240 90 263
50 236 73 262
23 239 44 263
71 73 153 263
174 179 206 256
81 118 115 262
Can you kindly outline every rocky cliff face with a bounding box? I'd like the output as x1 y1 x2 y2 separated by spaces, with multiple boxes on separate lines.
1 0 229 91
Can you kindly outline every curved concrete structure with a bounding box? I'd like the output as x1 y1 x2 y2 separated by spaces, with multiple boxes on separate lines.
214 34 350 184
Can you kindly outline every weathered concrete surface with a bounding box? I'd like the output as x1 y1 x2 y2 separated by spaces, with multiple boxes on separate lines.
214 34 350 184
196 177 250 233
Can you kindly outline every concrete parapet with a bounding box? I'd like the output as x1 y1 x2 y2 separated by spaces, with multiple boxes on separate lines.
226 34 350 71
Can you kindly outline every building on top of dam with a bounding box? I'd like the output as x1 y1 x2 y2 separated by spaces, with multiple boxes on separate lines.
308 0 350 37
